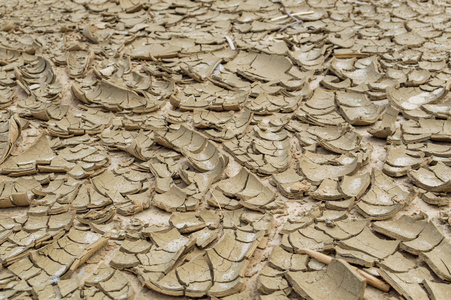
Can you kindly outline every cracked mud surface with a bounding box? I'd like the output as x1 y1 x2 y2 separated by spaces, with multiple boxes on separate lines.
1 0 451 299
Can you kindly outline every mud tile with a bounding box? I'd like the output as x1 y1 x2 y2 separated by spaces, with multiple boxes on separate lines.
170 81 249 111
169 212 206 233
379 266 433 300
383 145 432 177
388 86 446 112
368 106 398 138
408 162 451 193
176 254 212 297
67 49 94 78
286 259 366 300
72 78 167 113
298 153 361 185
335 91 386 125
268 246 308 272
270 168 310 199
339 227 400 260
356 169 417 220
258 265 290 295
423 279 451 300
372 215 428 241
215 167 280 212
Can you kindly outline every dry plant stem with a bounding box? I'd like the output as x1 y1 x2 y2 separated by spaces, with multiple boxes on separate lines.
298 248 391 293
270 11 314 21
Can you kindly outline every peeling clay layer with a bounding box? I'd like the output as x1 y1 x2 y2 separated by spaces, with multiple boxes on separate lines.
0 0 451 299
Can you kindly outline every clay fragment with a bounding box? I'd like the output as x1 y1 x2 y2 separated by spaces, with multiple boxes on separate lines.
156 126 227 189
368 106 398 138
419 239 451 281
297 89 346 126
215 167 280 212
401 119 451 144
67 49 94 78
170 81 249 111
72 79 167 113
208 230 263 297
298 153 361 185
85 263 134 300
336 91 386 125
408 162 451 192
194 109 253 141
0 85 17 109
286 259 366 300
387 87 446 111
423 280 451 300
379 266 433 300
271 168 310 199
223 126 291 175
356 169 417 220
373 215 427 241
91 170 150 215
383 145 432 177
258 265 291 295
0 113 21 165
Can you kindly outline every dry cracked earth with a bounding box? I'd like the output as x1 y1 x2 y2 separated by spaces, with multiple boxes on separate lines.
0 0 451 299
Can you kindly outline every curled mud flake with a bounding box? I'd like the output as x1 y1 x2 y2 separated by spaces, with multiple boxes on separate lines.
372 215 427 242
152 186 197 212
0 133 55 176
286 259 366 300
223 126 292 175
175 254 212 297
401 118 451 144
0 113 21 165
215 167 281 212
247 92 303 114
338 227 400 261
379 266 434 300
170 81 249 111
207 229 262 298
260 291 290 300
383 145 432 177
310 178 344 201
0 85 17 109
336 91 386 125
258 265 291 295
72 79 167 113
401 222 444 255
225 51 295 83
298 154 361 185
66 50 94 78
270 168 310 199
419 239 451 281
408 162 451 193
84 263 134 299
101 129 155 161
297 89 345 126
387 86 446 112
339 172 370 200
194 108 253 141
289 45 330 72
423 279 451 300
368 106 398 138
169 212 206 233
316 219 368 241
330 56 383 86
90 170 150 216
156 126 227 191
283 224 335 253
15 56 56 85
356 169 417 220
